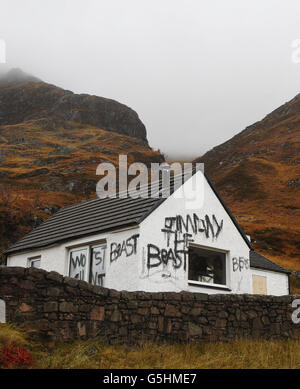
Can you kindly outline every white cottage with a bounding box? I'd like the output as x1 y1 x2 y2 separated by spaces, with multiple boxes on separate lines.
5 169 290 295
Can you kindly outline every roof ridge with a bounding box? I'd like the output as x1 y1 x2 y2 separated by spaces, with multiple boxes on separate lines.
53 168 197 214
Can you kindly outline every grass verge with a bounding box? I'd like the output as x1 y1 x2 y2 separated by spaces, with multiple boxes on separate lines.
0 324 300 369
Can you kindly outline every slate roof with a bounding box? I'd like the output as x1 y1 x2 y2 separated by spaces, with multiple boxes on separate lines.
5 169 253 256
249 250 290 274
4 196 161 255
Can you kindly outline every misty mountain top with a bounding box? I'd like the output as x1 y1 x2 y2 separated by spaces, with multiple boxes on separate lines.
0 68 41 87
0 68 148 142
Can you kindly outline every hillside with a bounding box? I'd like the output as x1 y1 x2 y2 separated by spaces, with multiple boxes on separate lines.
0 69 164 258
195 94 300 271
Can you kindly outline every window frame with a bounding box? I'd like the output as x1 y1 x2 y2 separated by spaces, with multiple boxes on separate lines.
252 274 267 295
68 245 90 283
67 240 107 286
27 255 41 269
187 244 230 290
89 244 107 286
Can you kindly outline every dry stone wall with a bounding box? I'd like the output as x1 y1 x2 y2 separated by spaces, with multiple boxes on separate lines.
0 266 299 344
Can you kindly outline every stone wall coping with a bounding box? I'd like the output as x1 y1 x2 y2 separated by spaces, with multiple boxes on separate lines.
0 266 296 302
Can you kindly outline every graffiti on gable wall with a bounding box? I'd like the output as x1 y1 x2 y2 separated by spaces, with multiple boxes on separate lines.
232 256 249 272
141 213 224 280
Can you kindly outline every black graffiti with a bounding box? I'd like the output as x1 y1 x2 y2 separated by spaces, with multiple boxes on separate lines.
162 213 223 239
147 244 182 270
89 246 106 286
70 253 86 269
94 250 103 266
90 272 105 286
145 213 224 277
173 232 194 271
110 234 139 262
232 257 250 272
70 252 86 280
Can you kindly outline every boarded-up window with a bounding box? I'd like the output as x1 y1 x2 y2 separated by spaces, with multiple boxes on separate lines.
252 275 267 295
0 299 5 323
89 245 106 286
69 244 107 286
69 248 88 281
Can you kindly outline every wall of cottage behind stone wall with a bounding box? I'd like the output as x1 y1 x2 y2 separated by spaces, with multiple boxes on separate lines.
0 266 299 343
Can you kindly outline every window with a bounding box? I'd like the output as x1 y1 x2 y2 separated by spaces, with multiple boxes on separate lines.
68 243 107 286
188 246 226 287
69 248 88 281
89 245 106 286
28 256 41 268
252 275 267 295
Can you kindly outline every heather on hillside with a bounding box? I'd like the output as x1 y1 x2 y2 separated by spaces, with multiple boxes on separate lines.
0 71 164 260
196 94 300 272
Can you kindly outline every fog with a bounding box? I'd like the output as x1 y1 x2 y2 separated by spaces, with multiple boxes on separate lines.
0 0 300 158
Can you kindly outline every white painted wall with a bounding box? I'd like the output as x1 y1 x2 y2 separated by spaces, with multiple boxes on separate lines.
250 268 289 296
138 170 252 293
7 226 141 292
106 228 140 291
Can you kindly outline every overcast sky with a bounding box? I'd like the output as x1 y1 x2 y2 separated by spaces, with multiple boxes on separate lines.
0 0 300 159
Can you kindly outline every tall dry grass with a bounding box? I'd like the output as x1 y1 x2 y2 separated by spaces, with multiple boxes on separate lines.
0 324 300 369
0 323 28 347
0 324 299 369
34 339 300 369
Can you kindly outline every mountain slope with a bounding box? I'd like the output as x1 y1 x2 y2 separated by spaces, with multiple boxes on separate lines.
195 94 300 271
0 69 163 258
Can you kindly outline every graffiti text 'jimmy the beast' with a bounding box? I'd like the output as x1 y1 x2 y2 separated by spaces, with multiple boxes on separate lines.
147 213 223 272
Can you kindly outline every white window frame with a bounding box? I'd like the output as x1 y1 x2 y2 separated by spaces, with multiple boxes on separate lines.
27 255 41 269
187 244 230 290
